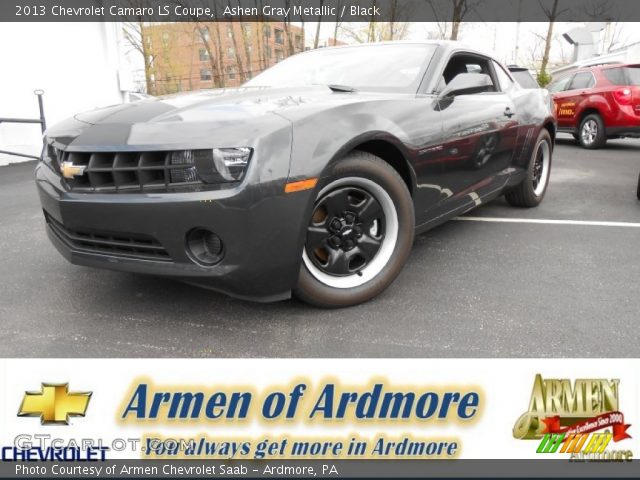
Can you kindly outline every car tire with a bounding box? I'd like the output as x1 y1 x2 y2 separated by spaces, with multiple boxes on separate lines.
293 151 414 308
637 172 640 200
578 113 607 149
506 129 552 208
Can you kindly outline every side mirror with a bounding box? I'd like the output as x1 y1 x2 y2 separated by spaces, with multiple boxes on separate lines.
439 73 494 98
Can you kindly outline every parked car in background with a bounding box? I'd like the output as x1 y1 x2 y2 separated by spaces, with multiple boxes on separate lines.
507 65 540 89
548 64 640 149
36 41 556 308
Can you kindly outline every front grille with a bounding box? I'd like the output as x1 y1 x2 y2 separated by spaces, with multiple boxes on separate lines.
46 145 201 192
45 213 172 262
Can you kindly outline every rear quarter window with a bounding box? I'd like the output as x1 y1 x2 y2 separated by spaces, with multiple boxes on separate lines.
603 67 640 86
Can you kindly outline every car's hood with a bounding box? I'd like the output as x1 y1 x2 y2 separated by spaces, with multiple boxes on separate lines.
73 86 373 126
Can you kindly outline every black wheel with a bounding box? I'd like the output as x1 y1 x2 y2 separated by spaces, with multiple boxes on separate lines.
506 129 552 208
294 151 414 308
578 113 607 149
637 172 640 200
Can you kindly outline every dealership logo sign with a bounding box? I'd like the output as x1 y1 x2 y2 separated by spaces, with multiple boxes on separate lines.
18 383 92 425
513 374 632 460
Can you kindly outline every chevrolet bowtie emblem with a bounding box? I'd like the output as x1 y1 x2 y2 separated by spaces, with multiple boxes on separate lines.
60 161 87 179
18 383 92 425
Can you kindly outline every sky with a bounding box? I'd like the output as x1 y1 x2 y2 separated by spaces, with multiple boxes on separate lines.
308 21 640 69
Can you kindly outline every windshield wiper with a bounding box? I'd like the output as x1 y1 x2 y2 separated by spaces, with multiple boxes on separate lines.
328 84 357 93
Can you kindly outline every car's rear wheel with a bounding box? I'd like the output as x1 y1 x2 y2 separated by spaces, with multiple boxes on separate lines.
505 129 552 208
578 113 607 149
294 152 414 308
637 172 640 200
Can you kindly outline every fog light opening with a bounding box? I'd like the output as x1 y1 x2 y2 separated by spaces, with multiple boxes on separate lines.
186 228 224 266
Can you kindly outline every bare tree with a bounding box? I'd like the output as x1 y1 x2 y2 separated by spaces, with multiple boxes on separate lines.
255 0 267 70
426 0 481 40
314 0 325 48
367 0 378 42
122 21 155 94
537 0 569 84
332 0 343 45
341 22 411 43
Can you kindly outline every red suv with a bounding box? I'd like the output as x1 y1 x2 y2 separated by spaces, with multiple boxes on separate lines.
549 64 640 148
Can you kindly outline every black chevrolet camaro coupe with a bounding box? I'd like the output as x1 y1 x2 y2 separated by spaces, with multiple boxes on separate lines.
36 41 556 307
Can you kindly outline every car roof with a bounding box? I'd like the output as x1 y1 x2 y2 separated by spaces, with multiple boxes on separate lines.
570 63 640 73
296 40 491 59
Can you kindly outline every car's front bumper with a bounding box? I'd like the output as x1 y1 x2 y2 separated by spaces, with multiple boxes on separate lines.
35 162 314 302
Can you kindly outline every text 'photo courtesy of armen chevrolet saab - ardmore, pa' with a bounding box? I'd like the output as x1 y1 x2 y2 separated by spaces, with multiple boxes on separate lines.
1 0 639 358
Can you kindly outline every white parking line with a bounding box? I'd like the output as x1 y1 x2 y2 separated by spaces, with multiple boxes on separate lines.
455 216 640 228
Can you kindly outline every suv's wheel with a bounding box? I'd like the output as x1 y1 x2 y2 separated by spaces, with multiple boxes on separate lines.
637 172 640 200
578 113 607 149
294 151 414 308
506 129 552 208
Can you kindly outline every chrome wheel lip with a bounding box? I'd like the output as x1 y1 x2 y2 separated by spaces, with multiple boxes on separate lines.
581 119 598 145
302 177 399 289
532 138 551 197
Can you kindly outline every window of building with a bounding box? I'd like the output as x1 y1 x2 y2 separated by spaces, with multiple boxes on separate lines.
275 29 284 45
227 66 237 80
161 32 170 46
227 25 233 38
275 49 284 62
242 24 252 36
200 69 212 81
199 27 210 42
199 48 210 62
264 45 272 58
263 25 271 37
295 35 302 50
228 47 235 59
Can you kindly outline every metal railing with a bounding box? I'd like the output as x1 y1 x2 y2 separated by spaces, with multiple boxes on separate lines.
0 90 46 161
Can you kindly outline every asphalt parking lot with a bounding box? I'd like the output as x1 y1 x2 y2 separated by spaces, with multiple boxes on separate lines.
1 135 639 358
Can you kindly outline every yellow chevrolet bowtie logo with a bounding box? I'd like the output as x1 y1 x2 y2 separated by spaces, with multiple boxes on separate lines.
18 383 91 425
60 161 87 179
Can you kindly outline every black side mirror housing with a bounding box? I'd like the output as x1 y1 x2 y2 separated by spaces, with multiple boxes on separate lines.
439 73 494 99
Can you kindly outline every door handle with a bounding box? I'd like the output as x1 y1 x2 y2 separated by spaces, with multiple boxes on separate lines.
504 107 515 118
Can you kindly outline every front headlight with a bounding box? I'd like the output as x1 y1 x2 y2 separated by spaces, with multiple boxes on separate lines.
193 148 252 184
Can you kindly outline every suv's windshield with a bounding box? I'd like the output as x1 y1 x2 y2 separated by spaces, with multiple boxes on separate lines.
244 43 437 92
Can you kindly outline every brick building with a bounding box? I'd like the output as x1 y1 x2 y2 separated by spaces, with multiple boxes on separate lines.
142 22 305 94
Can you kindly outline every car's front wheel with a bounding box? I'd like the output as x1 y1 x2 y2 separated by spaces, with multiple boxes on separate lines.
294 152 414 308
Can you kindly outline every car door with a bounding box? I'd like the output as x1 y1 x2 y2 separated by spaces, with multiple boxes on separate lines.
560 71 596 130
549 73 576 129
414 53 520 218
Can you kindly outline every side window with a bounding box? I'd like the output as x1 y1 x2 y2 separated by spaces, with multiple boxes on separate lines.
548 75 572 93
441 54 498 92
568 72 595 90
493 61 515 92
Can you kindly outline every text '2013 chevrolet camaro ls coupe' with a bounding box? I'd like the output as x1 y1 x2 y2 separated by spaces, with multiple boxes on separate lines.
36 41 556 308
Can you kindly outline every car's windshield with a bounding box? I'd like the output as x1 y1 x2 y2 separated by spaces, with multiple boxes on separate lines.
244 43 437 92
